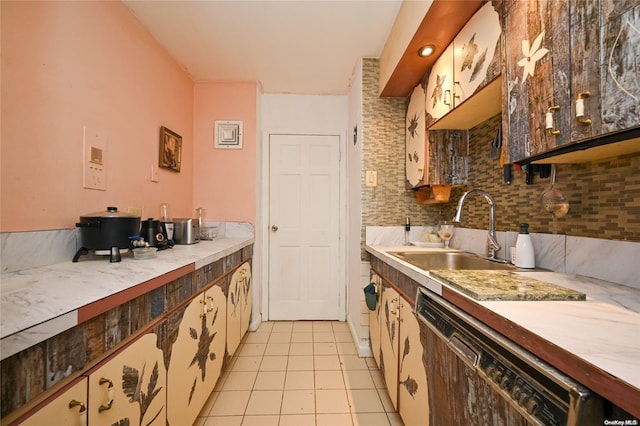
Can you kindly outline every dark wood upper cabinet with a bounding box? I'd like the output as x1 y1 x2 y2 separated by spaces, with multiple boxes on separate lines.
504 0 640 164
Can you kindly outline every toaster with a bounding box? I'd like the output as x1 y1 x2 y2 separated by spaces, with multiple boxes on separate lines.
173 218 200 244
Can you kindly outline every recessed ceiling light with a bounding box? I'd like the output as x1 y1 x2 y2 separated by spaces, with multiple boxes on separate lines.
418 45 435 57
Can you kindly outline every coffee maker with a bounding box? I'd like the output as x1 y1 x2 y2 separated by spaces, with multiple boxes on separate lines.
159 203 175 248
140 218 174 250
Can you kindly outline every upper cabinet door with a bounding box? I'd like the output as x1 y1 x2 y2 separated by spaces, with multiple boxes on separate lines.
453 1 502 105
406 84 427 189
600 2 640 134
570 0 602 142
425 44 454 124
504 0 571 163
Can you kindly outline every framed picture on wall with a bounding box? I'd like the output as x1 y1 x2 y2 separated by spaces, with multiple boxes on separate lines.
159 126 182 172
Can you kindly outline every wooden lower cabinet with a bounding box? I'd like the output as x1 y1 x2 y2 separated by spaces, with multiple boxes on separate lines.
398 300 429 426
19 379 88 426
167 284 226 426
226 262 252 357
368 273 382 367
88 333 167 426
370 270 430 426
3 251 255 425
378 283 400 410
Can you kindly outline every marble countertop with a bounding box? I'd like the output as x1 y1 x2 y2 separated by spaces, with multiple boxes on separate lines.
0 237 253 357
367 245 640 401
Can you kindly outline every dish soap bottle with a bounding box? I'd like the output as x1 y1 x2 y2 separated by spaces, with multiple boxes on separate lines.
515 223 535 268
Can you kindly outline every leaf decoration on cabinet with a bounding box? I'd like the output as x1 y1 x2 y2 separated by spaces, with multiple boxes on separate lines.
400 375 419 398
122 361 164 426
384 299 390 339
111 420 130 426
400 336 410 372
230 283 238 318
189 311 218 381
431 74 447 108
241 272 251 312
470 48 488 82
517 31 549 83
461 34 479 72
407 112 420 138
188 378 197 405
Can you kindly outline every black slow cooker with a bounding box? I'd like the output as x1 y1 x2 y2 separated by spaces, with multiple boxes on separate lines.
73 207 141 262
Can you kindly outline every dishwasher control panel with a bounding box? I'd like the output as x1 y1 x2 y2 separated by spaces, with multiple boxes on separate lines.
479 352 568 426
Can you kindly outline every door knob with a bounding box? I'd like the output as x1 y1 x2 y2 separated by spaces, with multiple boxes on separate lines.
271 225 278 232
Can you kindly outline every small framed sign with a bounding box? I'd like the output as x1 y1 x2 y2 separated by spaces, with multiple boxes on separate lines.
215 121 243 149
159 126 182 172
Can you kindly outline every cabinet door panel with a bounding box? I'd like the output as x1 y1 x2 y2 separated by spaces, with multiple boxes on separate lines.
453 1 502 104
426 45 454 123
406 85 427 189
88 333 166 426
167 286 226 426
20 379 88 426
504 0 532 162
368 273 382 367
427 129 468 186
398 301 429 426
570 0 602 141
238 262 252 339
379 284 399 409
505 0 571 162
600 4 640 134
227 262 252 357
227 273 242 357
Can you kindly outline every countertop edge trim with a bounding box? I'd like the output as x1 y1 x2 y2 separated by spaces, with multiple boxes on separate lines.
77 263 195 323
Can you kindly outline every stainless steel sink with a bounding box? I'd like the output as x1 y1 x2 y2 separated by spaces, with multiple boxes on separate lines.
389 251 515 271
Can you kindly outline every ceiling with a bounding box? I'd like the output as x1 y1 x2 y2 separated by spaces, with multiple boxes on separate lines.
123 0 403 95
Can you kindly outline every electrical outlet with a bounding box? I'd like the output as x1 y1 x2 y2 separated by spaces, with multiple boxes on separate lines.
151 164 159 183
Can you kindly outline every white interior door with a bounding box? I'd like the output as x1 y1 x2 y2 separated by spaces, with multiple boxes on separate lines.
268 134 342 320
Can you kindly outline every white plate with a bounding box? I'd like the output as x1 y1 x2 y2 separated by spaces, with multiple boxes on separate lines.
410 241 444 248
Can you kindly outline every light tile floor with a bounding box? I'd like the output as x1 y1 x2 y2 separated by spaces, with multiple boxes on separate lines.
195 321 404 426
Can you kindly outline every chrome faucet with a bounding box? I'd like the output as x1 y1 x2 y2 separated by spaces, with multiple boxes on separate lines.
453 189 501 259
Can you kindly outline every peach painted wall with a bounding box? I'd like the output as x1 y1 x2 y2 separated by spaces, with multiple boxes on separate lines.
1 1 194 232
193 82 257 226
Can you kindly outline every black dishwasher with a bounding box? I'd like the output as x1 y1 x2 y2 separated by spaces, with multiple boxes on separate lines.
415 287 603 426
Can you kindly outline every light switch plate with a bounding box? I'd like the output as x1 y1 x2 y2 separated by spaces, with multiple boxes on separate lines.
150 164 159 183
83 126 107 191
365 170 377 187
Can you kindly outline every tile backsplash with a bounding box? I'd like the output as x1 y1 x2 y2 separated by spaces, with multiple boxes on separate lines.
452 114 640 242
